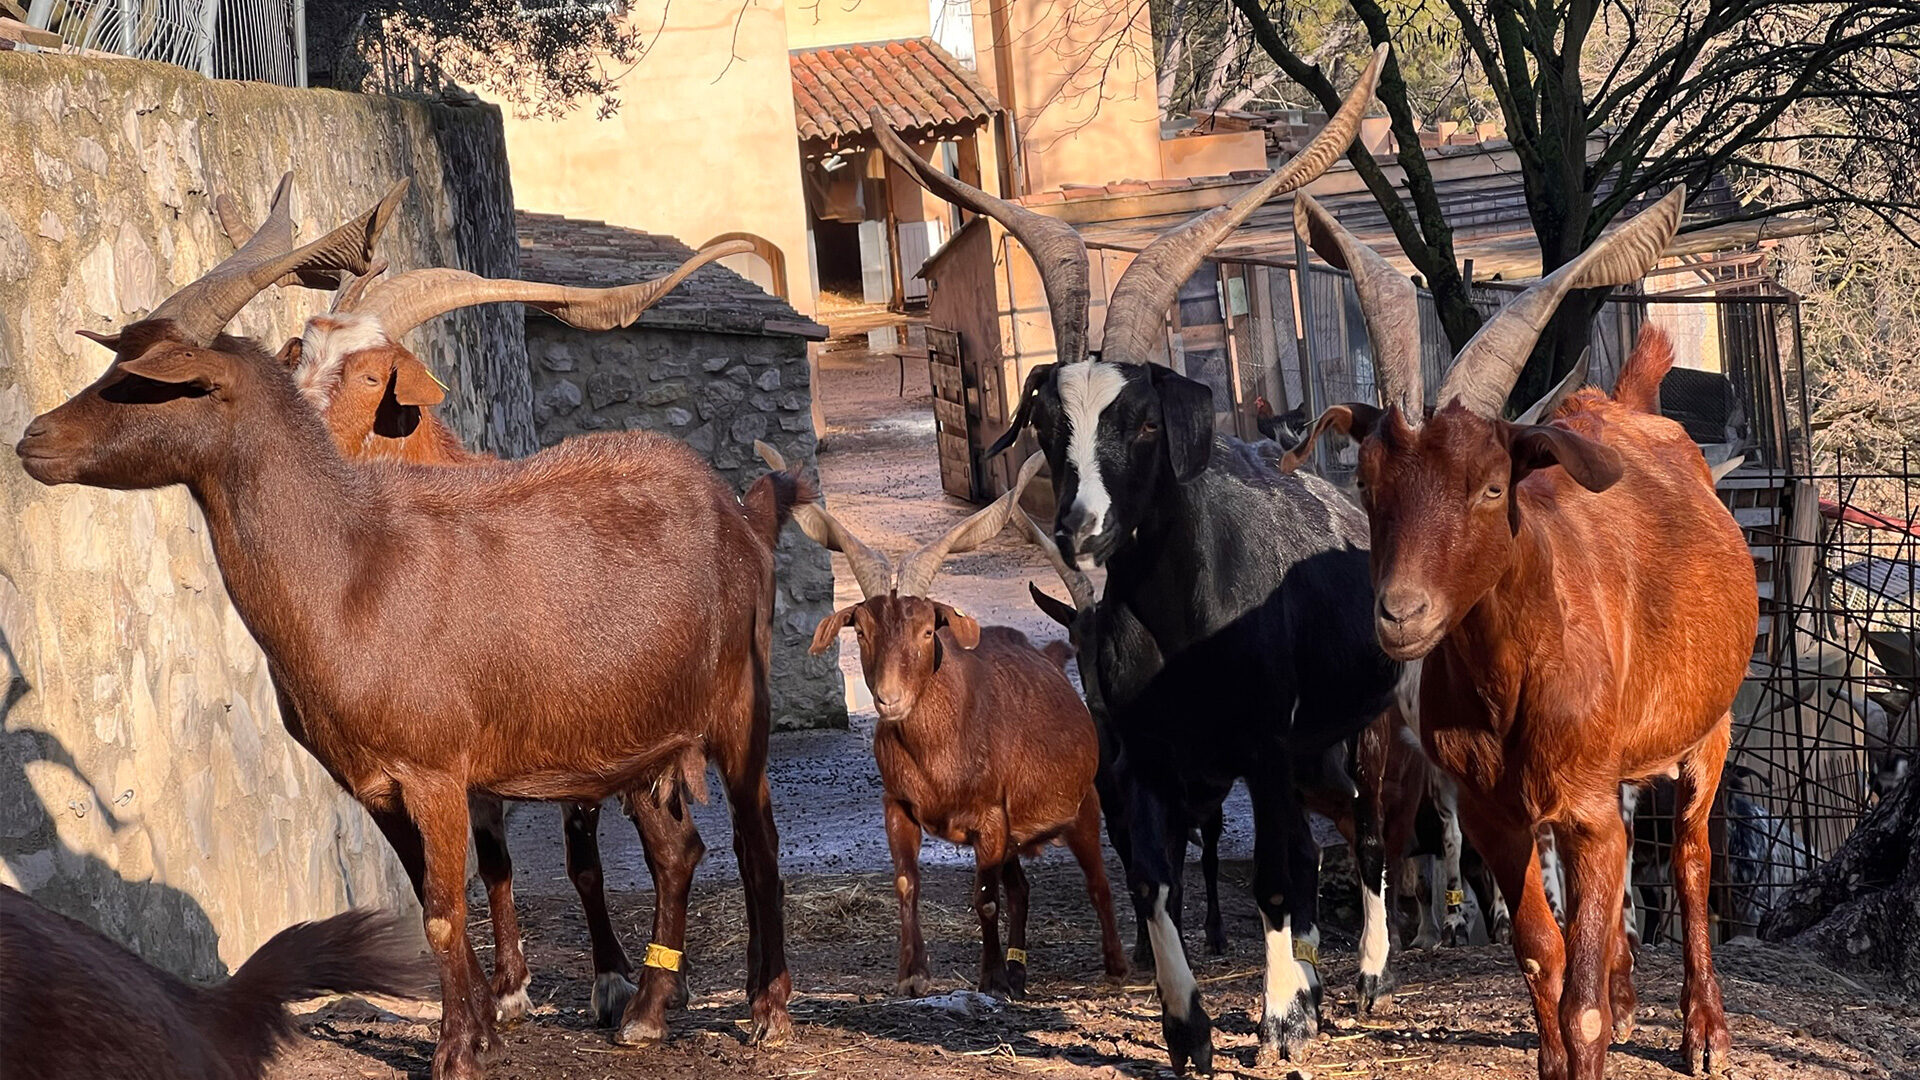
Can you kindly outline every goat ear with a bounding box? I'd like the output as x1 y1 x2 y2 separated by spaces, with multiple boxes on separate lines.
392 357 447 407
274 337 304 370
810 605 859 655
1506 422 1623 493
1028 582 1076 628
118 346 227 389
985 363 1054 458
1150 364 1214 483
1278 403 1383 473
933 602 981 649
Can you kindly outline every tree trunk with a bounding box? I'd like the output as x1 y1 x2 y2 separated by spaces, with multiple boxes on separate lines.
1760 777 1920 995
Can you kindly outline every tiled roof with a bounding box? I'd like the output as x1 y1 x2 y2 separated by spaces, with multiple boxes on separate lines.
516 212 825 340
791 38 999 150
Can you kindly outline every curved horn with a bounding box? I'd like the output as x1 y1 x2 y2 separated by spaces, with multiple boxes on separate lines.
1438 186 1686 418
148 177 408 345
217 173 376 292
331 260 389 313
1513 347 1590 425
1010 505 1097 611
1098 44 1388 366
870 112 1092 366
344 241 753 341
752 442 895 599
1294 190 1423 419
895 452 1048 596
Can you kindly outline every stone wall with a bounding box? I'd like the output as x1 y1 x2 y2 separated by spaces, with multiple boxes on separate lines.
0 53 530 978
527 320 846 731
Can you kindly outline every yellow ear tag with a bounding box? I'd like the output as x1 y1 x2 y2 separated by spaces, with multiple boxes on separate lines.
643 943 684 972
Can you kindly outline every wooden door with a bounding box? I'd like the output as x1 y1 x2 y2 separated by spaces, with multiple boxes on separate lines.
927 327 974 500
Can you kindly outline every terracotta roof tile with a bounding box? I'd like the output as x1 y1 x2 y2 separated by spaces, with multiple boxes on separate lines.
792 38 1000 149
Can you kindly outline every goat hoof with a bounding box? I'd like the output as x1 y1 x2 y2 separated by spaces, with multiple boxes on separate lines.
751 1008 795 1047
1441 918 1469 948
1491 917 1513 945
614 1015 669 1048
591 972 638 1028
979 969 1013 999
1682 1016 1731 1077
1161 992 1213 1076
896 973 931 998
1356 972 1394 1016
493 974 531 1025
1614 1014 1636 1044
432 1038 486 1080
1005 960 1028 999
1205 925 1228 956
1257 984 1319 1064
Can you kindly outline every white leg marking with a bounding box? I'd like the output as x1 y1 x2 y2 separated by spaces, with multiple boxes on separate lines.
1359 874 1390 979
1057 361 1127 565
1538 827 1568 926
1261 913 1314 1024
1619 784 1641 947
1145 885 1197 1020
497 969 533 1021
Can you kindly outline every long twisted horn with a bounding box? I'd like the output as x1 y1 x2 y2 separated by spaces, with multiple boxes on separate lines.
147 177 408 345
1437 186 1686 418
870 113 1093 366
342 241 753 341
1098 44 1388 366
213 174 353 292
1294 190 1424 420
894 453 1047 597
753 442 895 600
1011 505 1097 611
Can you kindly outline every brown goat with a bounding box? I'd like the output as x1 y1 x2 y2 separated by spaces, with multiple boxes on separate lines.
1283 188 1757 1080
239 204 748 1028
16 190 801 1079
1 885 427 1080
774 447 1127 996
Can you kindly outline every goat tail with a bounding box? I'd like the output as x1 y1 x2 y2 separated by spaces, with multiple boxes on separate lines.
744 440 816 551
210 909 429 1070
1613 325 1675 414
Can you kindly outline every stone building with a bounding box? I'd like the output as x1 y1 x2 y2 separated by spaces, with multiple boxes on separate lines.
517 211 844 731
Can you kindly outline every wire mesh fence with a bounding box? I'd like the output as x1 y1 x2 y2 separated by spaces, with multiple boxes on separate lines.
26 0 304 86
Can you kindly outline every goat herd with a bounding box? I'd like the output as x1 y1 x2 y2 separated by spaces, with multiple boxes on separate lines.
4 45 1761 1080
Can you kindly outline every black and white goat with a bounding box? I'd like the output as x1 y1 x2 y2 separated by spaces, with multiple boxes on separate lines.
873 48 1396 1072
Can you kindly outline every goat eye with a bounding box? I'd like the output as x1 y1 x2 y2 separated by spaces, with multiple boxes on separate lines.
1137 420 1159 439
364 374 380 385
1484 484 1504 500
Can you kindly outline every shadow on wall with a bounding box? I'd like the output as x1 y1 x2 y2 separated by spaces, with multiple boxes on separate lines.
0 620 229 981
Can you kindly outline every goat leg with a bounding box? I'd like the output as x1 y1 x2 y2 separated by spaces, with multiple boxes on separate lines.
1465 799 1570 1080
564 800 639 1026
410 781 498 1080
613 788 704 1046
1353 721 1395 1015
468 792 532 1024
1676 719 1734 1077
1199 809 1227 955
1064 789 1129 983
1002 855 1031 998
884 798 931 997
723 766 794 1045
1130 787 1210 1076
1248 776 1322 1066
972 820 1012 998
1558 808 1632 1080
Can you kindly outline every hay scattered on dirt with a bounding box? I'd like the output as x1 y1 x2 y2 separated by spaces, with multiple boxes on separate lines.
687 873 976 952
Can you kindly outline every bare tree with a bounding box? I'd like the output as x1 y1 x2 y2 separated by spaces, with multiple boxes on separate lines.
1224 0 1920 409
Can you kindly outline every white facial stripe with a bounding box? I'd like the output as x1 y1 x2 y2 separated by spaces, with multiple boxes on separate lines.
1358 874 1389 978
1145 885 1197 1020
296 313 391 412
1057 361 1127 557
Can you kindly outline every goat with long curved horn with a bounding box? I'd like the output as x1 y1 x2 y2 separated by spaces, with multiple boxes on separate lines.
1294 190 1423 419
1098 44 1388 367
753 442 897 600
114 177 409 348
1436 186 1686 418
341 240 755 340
870 116 1092 366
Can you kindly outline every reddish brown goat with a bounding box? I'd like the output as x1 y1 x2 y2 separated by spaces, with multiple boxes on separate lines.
1 885 427 1080
257 231 743 1028
1284 187 1757 1080
777 449 1127 996
16 191 801 1080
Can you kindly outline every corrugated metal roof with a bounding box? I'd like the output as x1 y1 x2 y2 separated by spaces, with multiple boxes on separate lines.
791 38 999 150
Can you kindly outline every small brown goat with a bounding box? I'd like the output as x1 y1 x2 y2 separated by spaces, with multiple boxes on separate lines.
771 447 1127 996
0 885 427 1080
231 185 750 1028
1283 189 1757 1080
17 187 802 1079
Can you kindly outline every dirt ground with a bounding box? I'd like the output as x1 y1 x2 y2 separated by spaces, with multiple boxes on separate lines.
270 315 1920 1080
